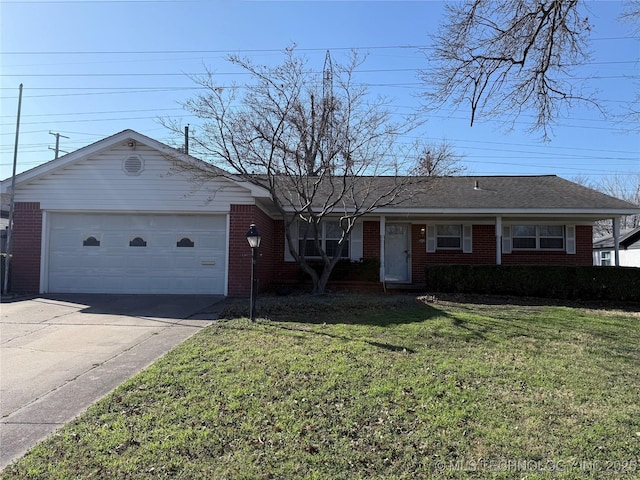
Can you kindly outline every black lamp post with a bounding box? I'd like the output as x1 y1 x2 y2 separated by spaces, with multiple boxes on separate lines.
246 223 261 321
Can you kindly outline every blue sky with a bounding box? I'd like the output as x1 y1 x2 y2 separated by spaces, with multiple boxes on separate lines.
1 0 638 189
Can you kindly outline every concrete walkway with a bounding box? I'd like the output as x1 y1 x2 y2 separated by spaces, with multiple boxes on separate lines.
0 294 225 471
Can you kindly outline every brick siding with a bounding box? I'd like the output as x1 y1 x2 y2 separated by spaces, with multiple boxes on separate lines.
227 204 276 297
10 202 42 293
363 221 380 259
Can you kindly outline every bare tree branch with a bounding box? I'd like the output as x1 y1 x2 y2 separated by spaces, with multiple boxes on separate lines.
572 173 640 237
423 0 600 140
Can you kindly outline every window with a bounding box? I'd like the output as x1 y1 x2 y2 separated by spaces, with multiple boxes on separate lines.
512 225 537 249
83 236 100 247
129 237 147 247
298 221 349 258
600 251 611 266
512 225 564 250
436 224 462 249
177 237 195 248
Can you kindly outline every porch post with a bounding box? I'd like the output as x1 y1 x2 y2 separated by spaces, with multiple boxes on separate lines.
379 216 386 282
495 216 502 265
613 217 620 267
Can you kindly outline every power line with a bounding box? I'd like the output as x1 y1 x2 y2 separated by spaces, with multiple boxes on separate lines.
0 107 184 119
0 45 427 56
2 37 637 55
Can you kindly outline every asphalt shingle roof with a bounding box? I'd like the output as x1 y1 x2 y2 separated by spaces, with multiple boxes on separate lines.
390 175 638 211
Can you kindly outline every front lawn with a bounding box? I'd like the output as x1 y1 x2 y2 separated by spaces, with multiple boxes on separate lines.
2 295 639 479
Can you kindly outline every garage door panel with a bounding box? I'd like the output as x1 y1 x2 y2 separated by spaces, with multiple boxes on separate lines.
48 213 227 294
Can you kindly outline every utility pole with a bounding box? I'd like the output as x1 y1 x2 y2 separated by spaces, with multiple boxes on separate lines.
49 131 69 159
3 84 23 294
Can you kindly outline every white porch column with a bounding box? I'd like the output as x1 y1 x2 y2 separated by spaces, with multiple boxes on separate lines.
613 217 620 267
379 216 386 281
495 216 502 265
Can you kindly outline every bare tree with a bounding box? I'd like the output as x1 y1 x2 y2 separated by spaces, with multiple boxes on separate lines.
414 140 466 176
163 48 425 294
598 173 640 234
572 173 640 237
423 0 598 140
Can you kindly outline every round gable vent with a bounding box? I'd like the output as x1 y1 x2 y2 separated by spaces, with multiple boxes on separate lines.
123 155 144 175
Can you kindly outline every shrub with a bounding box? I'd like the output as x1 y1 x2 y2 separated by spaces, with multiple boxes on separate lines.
297 258 380 282
424 265 640 302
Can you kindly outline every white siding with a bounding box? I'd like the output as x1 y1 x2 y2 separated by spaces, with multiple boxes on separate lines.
595 249 640 268
15 145 253 212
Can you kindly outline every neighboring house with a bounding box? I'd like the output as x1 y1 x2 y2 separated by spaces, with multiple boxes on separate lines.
593 226 640 268
0 193 9 253
1 129 638 296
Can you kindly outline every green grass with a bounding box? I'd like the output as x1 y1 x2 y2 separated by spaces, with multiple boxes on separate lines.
3 295 639 479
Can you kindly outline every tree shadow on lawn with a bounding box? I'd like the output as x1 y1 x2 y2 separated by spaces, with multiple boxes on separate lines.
429 292 640 314
222 293 444 327
271 322 420 354
221 292 639 358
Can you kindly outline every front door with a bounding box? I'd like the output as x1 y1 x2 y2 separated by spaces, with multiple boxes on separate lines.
384 223 411 283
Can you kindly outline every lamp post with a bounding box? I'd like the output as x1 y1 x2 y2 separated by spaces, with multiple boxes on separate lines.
246 223 261 321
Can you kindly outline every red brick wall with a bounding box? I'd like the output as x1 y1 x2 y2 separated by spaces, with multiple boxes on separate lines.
363 221 380 259
272 220 303 283
227 205 275 297
413 224 497 283
420 224 496 265
10 202 42 293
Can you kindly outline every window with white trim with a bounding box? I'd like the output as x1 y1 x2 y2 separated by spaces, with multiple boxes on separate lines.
298 220 349 258
512 225 564 250
600 251 611 266
436 224 462 249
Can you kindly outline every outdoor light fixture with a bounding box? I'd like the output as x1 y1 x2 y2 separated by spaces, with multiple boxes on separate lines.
246 223 261 321
246 223 261 249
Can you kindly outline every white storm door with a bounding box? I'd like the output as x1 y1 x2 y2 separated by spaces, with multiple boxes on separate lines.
384 223 411 283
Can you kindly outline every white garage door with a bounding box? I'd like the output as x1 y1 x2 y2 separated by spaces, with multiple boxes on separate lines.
47 213 227 294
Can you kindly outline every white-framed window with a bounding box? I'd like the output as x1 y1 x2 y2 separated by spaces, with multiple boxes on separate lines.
298 220 350 258
600 251 611 266
427 224 472 253
512 225 564 250
436 224 462 249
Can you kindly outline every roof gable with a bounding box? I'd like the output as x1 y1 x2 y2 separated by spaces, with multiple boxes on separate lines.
1 129 268 198
593 226 640 249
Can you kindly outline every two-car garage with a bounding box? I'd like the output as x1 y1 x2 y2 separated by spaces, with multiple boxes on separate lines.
45 213 228 294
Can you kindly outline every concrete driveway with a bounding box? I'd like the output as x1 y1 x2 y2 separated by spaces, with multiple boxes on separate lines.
0 294 224 471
